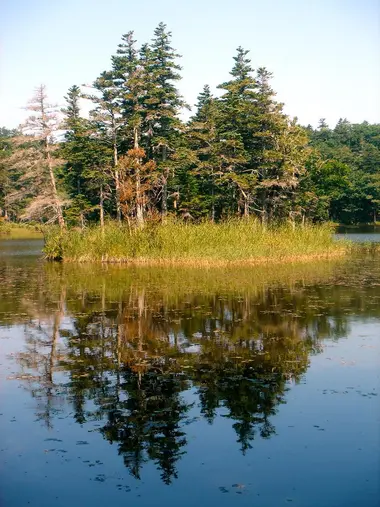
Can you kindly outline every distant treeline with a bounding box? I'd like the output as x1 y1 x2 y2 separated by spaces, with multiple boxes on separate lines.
0 22 379 227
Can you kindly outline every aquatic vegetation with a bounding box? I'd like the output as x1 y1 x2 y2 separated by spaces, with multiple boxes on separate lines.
43 220 348 264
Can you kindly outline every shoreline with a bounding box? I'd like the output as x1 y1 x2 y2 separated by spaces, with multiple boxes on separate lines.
55 249 348 266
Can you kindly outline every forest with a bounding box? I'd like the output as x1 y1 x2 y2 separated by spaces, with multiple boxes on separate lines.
0 22 379 228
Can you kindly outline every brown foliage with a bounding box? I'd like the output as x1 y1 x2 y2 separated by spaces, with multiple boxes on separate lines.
118 148 157 223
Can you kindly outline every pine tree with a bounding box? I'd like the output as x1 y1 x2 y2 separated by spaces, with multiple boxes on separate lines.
62 84 115 229
60 85 94 227
81 141 113 231
252 68 308 223
84 72 122 221
0 127 19 220
62 85 81 123
111 31 155 225
111 30 142 146
144 22 187 217
216 47 259 216
186 85 221 219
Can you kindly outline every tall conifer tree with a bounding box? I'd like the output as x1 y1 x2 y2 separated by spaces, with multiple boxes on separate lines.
252 68 308 222
186 85 221 219
144 22 186 216
216 47 259 216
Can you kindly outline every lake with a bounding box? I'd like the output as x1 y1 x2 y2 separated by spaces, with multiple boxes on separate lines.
336 225 380 243
0 235 379 507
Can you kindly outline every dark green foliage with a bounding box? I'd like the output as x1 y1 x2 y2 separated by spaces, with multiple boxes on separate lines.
307 120 380 223
0 128 19 218
60 86 113 226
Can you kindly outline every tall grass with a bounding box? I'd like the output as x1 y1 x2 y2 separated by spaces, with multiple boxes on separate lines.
0 221 11 236
43 219 349 265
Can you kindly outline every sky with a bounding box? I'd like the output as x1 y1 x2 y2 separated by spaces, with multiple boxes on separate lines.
1 0 379 128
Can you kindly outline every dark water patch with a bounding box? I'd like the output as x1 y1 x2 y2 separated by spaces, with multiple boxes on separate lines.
335 225 380 243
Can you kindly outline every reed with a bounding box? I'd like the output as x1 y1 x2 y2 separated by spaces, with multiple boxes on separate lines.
43 219 349 265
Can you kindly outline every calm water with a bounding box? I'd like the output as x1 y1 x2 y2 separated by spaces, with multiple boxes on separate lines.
336 225 380 243
0 237 379 507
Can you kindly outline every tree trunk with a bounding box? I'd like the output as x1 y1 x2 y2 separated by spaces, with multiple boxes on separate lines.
134 127 144 228
113 131 121 223
99 184 105 233
239 187 249 218
261 191 268 226
211 173 215 222
46 141 65 229
161 145 168 219
289 211 296 230
261 209 268 227
162 176 168 218
80 211 85 230
243 192 249 218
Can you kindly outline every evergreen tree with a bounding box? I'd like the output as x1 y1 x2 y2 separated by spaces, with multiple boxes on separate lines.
252 68 288 222
111 32 156 225
186 85 221 219
144 22 187 216
60 85 92 227
62 84 114 228
111 30 142 147
216 47 259 216
84 72 122 220
0 127 19 220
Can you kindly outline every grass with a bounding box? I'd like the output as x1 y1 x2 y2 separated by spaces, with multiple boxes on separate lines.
0 222 43 239
43 219 349 265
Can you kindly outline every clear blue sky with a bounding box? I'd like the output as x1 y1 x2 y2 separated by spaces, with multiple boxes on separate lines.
1 0 379 128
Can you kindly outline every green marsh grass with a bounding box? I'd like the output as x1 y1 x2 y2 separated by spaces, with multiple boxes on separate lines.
44 219 349 265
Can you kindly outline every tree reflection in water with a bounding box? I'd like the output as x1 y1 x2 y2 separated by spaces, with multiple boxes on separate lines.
6 256 380 484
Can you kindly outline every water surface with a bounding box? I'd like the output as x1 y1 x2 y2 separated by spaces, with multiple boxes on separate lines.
0 237 379 507
336 224 380 243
